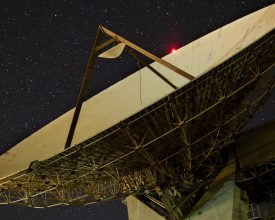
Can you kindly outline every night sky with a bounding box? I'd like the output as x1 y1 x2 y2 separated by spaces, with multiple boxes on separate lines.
0 0 274 219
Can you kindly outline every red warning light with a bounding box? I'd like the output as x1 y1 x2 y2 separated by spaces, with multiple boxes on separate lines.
171 48 176 53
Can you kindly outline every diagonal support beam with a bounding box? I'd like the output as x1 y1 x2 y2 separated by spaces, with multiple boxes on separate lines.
100 26 195 81
126 48 178 89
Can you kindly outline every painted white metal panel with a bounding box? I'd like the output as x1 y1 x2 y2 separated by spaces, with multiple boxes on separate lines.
186 181 249 220
0 5 274 180
126 196 165 220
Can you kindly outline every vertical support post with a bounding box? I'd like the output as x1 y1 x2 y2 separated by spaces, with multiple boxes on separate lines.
64 27 103 149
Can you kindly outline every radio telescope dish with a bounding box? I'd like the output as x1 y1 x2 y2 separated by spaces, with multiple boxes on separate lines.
0 4 274 219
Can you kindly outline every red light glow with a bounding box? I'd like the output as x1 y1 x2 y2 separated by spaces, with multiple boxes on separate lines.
171 48 176 53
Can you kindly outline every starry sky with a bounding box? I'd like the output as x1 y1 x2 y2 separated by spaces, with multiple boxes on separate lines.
0 0 274 219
